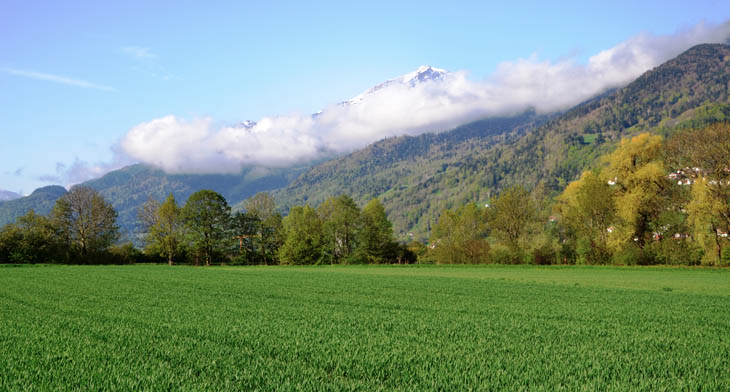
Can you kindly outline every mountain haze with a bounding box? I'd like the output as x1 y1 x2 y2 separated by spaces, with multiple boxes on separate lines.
81 164 308 239
0 186 67 226
0 190 22 202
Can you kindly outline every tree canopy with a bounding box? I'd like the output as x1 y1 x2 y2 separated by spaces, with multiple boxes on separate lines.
51 186 119 260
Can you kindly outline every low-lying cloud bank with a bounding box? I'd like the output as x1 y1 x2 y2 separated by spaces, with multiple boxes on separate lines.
121 21 730 175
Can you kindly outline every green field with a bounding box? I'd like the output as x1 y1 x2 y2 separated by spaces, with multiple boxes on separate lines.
1 265 729 390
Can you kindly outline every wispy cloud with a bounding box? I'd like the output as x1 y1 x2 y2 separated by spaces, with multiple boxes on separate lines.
38 145 134 186
2 68 116 92
121 46 157 59
121 46 172 80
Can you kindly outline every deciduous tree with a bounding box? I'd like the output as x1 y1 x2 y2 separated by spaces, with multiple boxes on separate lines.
181 190 231 266
279 205 323 265
356 198 397 264
51 186 119 260
243 192 283 264
556 171 615 264
488 186 536 256
430 203 489 264
603 133 669 249
149 194 184 266
319 194 361 264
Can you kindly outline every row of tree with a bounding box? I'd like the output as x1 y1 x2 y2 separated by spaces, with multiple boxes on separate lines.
0 187 122 264
0 185 409 265
426 124 730 266
139 191 411 266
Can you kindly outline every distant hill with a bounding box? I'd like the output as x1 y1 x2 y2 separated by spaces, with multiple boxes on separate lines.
0 186 67 226
80 164 308 241
269 44 730 241
0 165 306 242
0 190 22 201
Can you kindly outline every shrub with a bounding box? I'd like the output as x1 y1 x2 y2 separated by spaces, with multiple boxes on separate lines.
612 244 640 266
532 240 558 265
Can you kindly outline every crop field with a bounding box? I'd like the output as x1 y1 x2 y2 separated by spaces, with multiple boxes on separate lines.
1 265 729 390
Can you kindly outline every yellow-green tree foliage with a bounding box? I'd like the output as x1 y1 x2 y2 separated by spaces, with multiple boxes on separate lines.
687 179 726 263
149 193 184 266
666 123 730 264
279 205 324 265
488 186 536 252
430 203 489 264
556 171 615 264
602 133 668 250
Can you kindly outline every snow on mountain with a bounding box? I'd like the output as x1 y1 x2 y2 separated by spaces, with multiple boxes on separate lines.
343 65 449 105
233 66 450 126
240 120 257 128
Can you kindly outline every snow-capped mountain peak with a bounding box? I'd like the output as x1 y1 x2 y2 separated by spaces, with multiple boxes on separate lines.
401 65 448 85
344 65 449 105
240 120 257 129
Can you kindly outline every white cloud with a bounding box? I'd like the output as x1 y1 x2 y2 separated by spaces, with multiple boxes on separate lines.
2 68 116 92
120 20 730 174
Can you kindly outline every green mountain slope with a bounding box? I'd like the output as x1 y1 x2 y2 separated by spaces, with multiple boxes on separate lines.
0 165 307 241
81 164 307 239
270 44 730 241
0 186 67 226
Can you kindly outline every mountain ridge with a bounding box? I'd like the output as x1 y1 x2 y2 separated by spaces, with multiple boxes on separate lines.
3 44 729 243
0 190 22 202
269 43 730 240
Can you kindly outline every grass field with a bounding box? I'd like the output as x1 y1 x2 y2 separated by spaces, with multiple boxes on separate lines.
1 264 729 390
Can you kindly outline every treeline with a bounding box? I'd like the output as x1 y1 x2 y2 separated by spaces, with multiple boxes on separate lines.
2 124 728 266
425 124 730 266
0 187 128 264
0 188 412 265
138 190 412 266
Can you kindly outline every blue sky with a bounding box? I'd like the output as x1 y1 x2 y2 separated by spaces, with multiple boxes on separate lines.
2 0 730 194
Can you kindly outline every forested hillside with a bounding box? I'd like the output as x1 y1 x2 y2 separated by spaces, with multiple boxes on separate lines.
270 44 730 241
0 186 67 227
0 165 307 240
81 164 308 239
